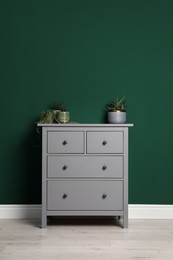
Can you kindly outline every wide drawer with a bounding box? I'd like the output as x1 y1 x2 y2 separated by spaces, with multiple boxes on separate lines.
47 156 123 178
47 131 84 154
87 131 123 154
47 180 123 211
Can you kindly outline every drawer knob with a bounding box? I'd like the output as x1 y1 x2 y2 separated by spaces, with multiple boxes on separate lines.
62 140 68 145
102 193 107 199
62 193 68 199
102 165 107 171
102 140 107 146
62 165 68 171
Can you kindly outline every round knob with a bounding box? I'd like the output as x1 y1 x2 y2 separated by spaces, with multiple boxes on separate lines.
102 193 107 199
102 140 107 146
102 165 107 171
62 140 68 145
62 193 68 199
62 165 68 171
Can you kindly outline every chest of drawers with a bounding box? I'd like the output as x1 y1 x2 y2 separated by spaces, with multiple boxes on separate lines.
38 124 133 228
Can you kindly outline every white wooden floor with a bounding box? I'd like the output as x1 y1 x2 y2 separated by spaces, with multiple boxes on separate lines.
0 218 173 260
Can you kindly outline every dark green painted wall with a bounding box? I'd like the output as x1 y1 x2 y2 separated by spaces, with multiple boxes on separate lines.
1 0 173 204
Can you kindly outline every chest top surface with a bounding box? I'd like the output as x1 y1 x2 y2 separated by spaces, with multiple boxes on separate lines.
37 123 133 127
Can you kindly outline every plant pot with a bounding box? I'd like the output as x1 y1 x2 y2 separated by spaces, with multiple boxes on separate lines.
57 111 70 123
53 109 60 114
107 111 126 124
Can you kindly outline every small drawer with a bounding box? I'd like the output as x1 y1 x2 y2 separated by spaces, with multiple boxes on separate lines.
47 156 123 178
47 131 84 154
87 131 123 154
47 180 123 211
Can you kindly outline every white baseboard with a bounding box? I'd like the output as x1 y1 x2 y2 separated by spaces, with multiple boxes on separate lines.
0 204 173 219
0 205 41 219
129 204 173 219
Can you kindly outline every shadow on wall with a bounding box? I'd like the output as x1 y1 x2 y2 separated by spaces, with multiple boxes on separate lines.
17 120 42 205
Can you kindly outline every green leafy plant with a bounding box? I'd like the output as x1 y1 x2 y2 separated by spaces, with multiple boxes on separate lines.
51 102 67 111
105 96 126 112
38 110 55 123
36 101 70 134
36 110 55 134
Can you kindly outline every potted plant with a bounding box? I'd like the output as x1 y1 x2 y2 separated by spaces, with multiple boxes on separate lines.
105 97 126 123
51 102 65 114
51 102 70 123
55 103 70 123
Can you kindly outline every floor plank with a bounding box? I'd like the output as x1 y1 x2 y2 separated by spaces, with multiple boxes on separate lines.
0 218 173 260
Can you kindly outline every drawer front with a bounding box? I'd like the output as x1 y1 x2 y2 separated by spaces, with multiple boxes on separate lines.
47 131 84 154
47 180 123 211
47 156 123 178
87 131 123 154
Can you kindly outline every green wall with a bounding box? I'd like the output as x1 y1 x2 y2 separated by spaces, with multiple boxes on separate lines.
1 0 173 204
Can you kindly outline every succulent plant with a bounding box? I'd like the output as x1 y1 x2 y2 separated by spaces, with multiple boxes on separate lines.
105 97 126 112
51 102 67 111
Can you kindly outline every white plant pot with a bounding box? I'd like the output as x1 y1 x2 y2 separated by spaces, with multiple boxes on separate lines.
108 111 126 124
53 110 60 114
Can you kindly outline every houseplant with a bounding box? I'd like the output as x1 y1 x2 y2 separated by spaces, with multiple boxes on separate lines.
51 102 67 122
55 103 70 123
51 102 70 123
51 102 66 113
36 109 55 134
105 97 126 123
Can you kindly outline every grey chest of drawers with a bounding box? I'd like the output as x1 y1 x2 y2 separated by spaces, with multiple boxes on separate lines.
38 124 133 228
